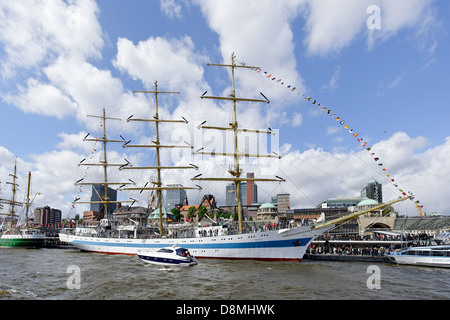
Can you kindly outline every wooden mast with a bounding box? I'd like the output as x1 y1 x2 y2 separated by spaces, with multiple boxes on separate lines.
192 53 285 233
120 81 200 236
0 161 22 230
75 108 135 220
24 171 31 228
8 162 18 230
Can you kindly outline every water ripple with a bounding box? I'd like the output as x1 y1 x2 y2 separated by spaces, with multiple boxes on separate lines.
0 248 449 300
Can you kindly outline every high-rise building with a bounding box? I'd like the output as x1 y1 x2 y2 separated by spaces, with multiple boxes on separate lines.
34 206 62 226
90 185 117 215
246 172 258 206
277 194 290 214
361 179 383 203
165 185 187 209
225 173 258 207
226 183 242 207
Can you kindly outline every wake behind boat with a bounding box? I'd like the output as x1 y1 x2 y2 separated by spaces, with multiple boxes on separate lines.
136 245 197 266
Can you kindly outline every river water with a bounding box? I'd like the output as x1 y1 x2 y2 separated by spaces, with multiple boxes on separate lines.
1 247 449 301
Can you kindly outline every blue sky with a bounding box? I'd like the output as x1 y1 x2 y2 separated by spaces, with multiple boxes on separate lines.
0 0 449 218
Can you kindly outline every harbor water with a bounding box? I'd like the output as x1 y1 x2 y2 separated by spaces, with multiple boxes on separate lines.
1 247 449 301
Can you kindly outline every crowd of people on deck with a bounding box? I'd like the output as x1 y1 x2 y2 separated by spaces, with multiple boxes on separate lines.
307 243 390 256
308 232 436 257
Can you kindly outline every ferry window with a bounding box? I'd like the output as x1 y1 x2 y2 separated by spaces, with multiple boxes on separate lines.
406 251 416 255
417 251 429 256
432 251 445 256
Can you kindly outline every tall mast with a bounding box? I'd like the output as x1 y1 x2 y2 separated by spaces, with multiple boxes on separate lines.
75 108 135 219
24 171 31 227
0 162 22 229
120 81 200 235
192 53 285 233
8 162 18 229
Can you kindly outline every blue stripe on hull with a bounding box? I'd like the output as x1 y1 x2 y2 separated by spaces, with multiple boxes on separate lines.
72 237 313 250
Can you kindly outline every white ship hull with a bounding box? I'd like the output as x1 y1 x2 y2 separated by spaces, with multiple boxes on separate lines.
59 225 329 261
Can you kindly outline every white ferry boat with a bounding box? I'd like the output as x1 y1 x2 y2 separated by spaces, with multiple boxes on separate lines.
386 245 450 268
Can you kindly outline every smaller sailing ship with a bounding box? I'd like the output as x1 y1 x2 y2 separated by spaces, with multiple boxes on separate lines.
0 163 45 248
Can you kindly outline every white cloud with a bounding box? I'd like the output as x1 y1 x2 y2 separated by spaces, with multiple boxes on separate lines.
377 73 404 96
292 112 303 127
0 0 103 77
322 66 341 91
195 0 307 105
0 145 82 216
44 57 125 121
159 0 183 19
2 55 144 127
4 78 78 119
0 0 138 127
301 0 367 56
301 0 437 56
249 132 450 215
113 36 208 97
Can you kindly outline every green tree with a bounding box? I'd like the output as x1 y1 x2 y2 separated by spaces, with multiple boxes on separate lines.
197 206 207 220
171 208 181 222
187 206 197 220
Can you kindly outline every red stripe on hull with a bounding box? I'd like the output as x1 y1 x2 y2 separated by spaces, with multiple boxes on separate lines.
81 249 135 256
193 256 302 262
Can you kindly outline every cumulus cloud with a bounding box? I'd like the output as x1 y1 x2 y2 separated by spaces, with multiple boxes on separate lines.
159 0 183 19
244 132 449 215
301 0 437 56
0 0 149 130
0 0 103 77
195 0 306 107
113 36 208 98
3 78 78 119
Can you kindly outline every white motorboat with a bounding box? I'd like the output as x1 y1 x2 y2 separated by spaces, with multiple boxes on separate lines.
136 246 198 266
386 245 450 268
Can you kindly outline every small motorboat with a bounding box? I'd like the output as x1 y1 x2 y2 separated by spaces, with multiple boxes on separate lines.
136 245 198 266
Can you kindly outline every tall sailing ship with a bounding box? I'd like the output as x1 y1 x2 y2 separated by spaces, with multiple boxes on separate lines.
59 55 410 261
0 163 45 248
